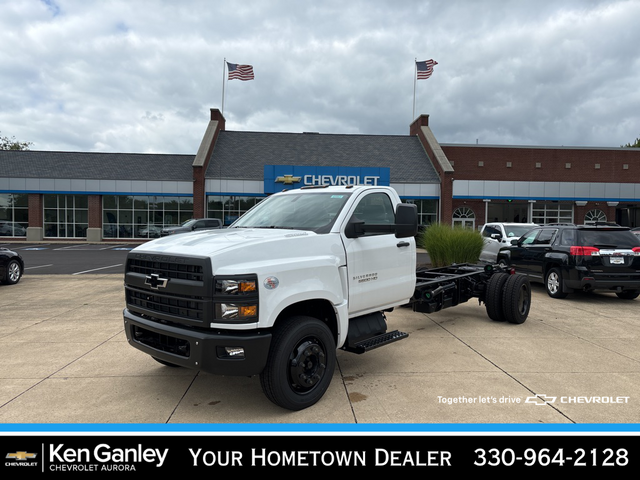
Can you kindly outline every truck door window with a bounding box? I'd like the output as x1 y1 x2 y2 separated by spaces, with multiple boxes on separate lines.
353 193 395 234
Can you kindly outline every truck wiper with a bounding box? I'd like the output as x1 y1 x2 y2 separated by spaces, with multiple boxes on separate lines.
246 225 299 230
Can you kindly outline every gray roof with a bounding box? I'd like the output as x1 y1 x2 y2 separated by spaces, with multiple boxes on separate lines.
0 150 195 181
206 131 440 183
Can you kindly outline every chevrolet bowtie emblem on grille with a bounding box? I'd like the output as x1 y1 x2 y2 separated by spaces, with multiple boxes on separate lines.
145 273 169 289
275 174 301 185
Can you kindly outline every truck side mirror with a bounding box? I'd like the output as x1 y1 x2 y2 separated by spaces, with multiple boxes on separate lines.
344 218 366 238
345 203 418 239
394 203 418 238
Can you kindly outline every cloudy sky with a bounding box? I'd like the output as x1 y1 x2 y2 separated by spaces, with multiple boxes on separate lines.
2 0 639 154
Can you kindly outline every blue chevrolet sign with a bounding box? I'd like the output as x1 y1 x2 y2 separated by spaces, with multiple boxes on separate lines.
264 165 391 193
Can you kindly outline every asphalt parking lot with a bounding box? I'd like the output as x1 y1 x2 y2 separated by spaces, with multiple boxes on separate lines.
1 247 639 430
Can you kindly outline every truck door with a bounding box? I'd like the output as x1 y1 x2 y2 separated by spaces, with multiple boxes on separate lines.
341 191 416 315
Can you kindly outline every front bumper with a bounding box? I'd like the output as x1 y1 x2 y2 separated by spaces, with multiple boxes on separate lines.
123 309 272 376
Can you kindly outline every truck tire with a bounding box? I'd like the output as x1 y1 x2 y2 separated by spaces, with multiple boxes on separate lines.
545 267 567 299
501 274 531 324
485 273 509 322
260 315 336 411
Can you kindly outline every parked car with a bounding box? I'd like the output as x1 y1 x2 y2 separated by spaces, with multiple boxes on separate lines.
0 221 27 236
497 224 640 299
137 225 163 238
479 222 538 264
161 218 223 236
0 247 24 285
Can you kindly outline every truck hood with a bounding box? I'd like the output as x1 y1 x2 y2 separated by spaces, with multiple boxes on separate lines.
133 227 331 257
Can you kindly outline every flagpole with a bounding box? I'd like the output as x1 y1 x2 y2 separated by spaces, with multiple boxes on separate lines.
413 58 418 121
221 58 226 114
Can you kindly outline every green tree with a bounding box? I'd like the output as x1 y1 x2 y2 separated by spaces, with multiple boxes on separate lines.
621 136 640 148
0 132 32 150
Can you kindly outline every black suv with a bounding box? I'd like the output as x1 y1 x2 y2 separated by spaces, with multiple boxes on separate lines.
497 224 640 299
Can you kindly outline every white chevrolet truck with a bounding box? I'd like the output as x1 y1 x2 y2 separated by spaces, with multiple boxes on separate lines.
123 185 531 410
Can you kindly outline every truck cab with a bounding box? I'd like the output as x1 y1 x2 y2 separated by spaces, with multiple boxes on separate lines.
123 185 418 410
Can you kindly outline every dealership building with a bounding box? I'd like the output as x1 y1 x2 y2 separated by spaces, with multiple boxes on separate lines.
2 108 640 241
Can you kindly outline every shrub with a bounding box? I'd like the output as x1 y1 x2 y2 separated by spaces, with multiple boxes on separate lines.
419 223 484 267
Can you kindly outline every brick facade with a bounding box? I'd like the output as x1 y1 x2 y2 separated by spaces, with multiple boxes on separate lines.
7 110 640 239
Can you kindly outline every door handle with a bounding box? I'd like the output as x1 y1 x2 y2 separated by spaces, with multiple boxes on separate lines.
397 241 410 248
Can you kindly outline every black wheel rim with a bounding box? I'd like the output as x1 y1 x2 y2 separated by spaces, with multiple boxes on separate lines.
288 336 327 393
517 283 530 315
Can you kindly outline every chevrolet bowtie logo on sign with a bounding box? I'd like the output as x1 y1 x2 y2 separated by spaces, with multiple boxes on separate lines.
145 273 169 289
6 451 37 461
275 174 302 185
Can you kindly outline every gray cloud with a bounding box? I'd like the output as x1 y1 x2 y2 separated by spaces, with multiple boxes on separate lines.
1 0 639 153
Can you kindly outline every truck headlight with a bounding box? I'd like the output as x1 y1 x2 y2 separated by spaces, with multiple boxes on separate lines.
215 278 257 295
217 303 258 320
213 275 259 323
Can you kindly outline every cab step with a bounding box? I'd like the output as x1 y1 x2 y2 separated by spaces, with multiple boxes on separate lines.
345 330 409 354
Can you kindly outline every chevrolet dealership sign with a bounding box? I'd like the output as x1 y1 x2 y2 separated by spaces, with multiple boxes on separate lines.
264 165 391 193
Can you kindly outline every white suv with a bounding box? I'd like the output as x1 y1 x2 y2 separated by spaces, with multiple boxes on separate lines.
479 222 537 264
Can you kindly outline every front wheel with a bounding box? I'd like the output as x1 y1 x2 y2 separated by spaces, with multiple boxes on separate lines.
2 259 22 285
260 315 336 411
545 267 567 299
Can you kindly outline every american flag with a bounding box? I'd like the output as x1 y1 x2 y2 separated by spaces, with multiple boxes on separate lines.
416 59 437 80
227 62 254 81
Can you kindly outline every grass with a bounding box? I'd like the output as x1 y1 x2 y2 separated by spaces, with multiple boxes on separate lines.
419 223 484 267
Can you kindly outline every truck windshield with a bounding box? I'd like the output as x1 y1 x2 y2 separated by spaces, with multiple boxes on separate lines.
230 191 352 233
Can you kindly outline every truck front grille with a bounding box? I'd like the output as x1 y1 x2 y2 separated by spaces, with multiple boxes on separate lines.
124 253 213 327
127 257 204 282
126 288 205 321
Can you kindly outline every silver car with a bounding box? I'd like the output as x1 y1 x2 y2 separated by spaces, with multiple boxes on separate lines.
479 222 538 264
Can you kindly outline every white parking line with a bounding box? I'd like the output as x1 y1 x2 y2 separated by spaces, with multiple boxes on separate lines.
72 264 123 275
54 244 125 251
24 264 54 270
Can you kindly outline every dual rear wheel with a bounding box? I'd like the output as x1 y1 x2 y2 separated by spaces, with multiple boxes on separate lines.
485 273 531 324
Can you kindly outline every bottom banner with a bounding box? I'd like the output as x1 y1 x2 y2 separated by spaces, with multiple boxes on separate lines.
1 434 636 474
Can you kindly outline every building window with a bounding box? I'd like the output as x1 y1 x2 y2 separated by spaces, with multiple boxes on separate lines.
403 199 438 226
44 195 88 238
103 195 193 238
207 195 264 225
0 193 28 237
584 209 607 225
531 202 573 225
452 206 475 229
